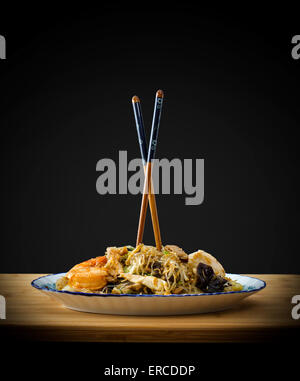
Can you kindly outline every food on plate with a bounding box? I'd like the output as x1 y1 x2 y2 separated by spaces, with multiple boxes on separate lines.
56 244 243 295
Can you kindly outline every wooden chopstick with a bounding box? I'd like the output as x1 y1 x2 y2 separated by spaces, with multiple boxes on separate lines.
132 95 162 249
134 90 164 250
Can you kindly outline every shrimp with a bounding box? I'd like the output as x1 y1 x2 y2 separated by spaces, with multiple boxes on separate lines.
58 256 108 292
188 250 225 277
66 256 107 279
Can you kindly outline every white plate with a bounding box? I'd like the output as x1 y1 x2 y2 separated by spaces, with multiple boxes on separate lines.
31 273 266 315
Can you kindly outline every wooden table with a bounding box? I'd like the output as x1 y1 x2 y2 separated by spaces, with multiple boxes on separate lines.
0 274 299 342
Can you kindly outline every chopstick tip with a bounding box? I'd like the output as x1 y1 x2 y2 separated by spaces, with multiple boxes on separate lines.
132 95 140 103
156 89 164 98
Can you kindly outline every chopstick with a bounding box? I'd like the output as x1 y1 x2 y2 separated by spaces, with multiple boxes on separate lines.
132 95 148 165
132 94 162 250
134 90 164 250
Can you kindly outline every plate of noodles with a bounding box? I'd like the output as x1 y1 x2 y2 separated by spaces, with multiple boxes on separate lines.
31 244 266 315
32 91 266 315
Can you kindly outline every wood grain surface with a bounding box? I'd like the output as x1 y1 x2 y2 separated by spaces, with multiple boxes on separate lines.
0 274 299 342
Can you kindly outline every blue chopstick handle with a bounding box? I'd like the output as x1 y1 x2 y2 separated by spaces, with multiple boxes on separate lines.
132 101 148 165
148 95 163 162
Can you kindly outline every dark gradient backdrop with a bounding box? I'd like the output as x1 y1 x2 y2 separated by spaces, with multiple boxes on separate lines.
0 5 299 274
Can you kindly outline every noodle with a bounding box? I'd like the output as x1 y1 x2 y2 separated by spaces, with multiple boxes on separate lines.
56 244 243 295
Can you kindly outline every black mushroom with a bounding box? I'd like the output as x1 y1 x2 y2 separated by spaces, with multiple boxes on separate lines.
206 276 228 293
196 262 214 289
152 261 162 277
196 262 228 293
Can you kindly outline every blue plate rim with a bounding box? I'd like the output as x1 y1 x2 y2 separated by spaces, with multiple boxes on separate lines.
31 273 266 298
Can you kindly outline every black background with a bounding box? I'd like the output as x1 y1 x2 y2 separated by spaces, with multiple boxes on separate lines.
0 4 299 275
0 4 299 374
